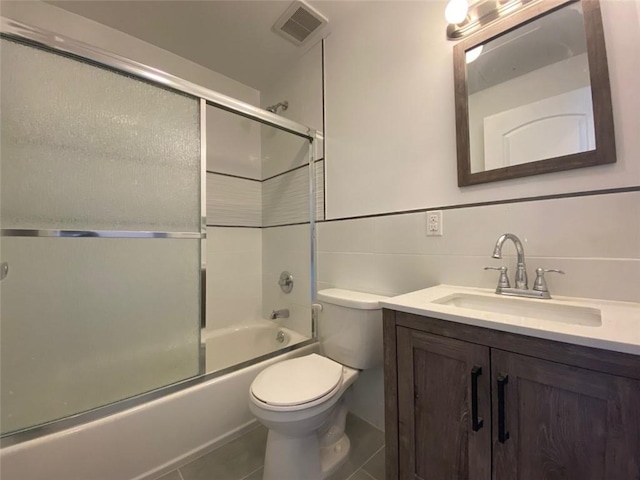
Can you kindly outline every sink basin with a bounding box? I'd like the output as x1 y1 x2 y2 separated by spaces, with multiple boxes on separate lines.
433 293 602 327
380 285 640 355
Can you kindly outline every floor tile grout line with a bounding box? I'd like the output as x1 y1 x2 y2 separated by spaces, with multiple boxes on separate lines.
359 444 385 480
362 470 377 480
361 444 385 467
345 468 376 480
344 470 358 480
238 465 264 480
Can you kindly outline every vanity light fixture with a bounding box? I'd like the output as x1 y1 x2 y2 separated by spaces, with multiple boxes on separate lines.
445 0 470 25
446 0 537 39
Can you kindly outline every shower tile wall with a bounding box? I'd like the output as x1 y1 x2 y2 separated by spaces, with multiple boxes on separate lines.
205 40 324 335
262 224 313 337
263 164 318 227
206 174 262 227
205 124 324 334
206 227 263 330
205 106 263 332
205 169 322 334
258 40 324 338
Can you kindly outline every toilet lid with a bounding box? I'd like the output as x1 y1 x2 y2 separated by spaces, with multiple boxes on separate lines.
251 354 343 406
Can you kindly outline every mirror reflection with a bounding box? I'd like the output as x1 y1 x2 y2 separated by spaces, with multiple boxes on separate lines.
466 2 594 173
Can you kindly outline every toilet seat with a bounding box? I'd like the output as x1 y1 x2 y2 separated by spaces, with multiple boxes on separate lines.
251 354 344 411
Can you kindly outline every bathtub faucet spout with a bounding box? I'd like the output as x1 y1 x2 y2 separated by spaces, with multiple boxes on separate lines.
270 309 290 320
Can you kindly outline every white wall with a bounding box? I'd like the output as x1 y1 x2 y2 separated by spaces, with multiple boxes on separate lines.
207 105 262 180
323 0 640 219
261 41 324 133
260 41 325 179
320 0 640 430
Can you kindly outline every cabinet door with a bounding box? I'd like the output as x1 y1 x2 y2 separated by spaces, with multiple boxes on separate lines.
397 327 491 480
492 349 640 480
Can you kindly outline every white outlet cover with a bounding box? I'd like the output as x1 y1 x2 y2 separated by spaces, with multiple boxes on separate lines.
426 210 443 236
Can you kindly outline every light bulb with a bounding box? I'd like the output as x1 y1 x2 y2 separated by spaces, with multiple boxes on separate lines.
465 45 483 64
445 0 469 24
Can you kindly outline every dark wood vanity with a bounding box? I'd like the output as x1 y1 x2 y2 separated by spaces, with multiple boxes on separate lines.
383 309 640 479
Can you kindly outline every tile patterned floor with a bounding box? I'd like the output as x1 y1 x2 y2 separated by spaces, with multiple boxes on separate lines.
156 414 385 480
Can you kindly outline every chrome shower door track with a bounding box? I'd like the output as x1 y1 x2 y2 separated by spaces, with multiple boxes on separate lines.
0 229 204 239
0 17 315 141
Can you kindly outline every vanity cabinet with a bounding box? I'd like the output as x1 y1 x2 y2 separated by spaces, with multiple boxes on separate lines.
396 328 491 479
384 310 640 480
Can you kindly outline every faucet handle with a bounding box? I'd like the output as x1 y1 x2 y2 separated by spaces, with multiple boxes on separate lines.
484 266 510 289
533 268 565 293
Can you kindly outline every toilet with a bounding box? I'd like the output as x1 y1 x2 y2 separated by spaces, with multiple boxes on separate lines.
249 289 387 480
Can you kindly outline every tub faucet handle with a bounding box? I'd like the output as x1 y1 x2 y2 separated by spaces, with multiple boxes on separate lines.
278 271 294 293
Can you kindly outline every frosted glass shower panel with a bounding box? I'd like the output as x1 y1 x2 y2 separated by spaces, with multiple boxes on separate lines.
0 39 200 232
0 237 201 434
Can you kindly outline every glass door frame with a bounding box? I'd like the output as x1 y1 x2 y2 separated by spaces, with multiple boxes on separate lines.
0 16 319 446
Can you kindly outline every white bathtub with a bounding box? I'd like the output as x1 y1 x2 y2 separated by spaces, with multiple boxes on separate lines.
203 323 308 372
0 333 317 480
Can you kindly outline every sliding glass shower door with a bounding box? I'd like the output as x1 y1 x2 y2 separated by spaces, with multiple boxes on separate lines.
0 39 203 435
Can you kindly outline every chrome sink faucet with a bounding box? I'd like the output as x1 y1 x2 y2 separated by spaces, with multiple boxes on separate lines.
492 233 528 289
486 233 565 299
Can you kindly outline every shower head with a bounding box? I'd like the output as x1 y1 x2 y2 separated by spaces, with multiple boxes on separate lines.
266 100 289 114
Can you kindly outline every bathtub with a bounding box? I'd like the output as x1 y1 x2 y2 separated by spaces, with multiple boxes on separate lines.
203 323 308 372
0 332 317 480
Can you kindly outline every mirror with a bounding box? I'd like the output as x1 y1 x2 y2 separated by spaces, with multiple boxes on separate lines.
453 0 615 186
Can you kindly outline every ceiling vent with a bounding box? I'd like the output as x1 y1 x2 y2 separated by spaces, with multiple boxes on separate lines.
273 1 328 46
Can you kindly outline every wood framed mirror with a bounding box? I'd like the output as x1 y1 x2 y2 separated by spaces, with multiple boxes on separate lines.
453 0 615 187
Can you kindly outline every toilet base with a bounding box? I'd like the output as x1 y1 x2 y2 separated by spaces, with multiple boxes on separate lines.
261 403 351 480
261 430 351 480
320 434 350 478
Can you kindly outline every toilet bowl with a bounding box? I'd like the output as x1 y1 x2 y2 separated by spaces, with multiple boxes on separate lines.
249 289 387 480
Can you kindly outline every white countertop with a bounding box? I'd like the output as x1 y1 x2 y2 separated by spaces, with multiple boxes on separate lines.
380 285 640 356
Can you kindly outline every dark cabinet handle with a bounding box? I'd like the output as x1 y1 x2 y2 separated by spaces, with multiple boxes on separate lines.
471 365 483 432
497 374 510 443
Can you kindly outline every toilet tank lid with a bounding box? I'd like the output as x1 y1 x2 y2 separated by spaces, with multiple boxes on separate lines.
317 289 388 310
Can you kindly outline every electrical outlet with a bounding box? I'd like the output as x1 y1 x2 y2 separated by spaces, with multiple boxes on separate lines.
426 210 443 236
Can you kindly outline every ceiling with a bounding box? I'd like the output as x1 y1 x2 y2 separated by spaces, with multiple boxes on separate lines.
46 0 342 92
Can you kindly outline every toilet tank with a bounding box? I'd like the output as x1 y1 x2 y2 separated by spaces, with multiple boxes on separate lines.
317 289 388 370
